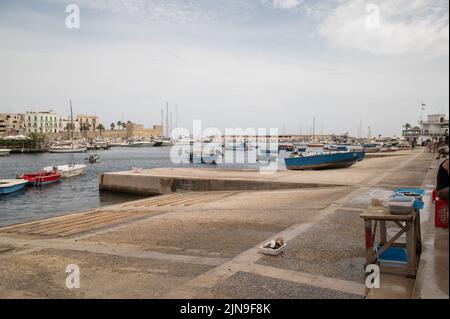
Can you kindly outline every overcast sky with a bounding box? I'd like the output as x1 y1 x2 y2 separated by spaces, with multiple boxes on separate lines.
0 0 448 136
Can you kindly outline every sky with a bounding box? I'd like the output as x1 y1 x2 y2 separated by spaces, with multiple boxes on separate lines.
0 0 448 137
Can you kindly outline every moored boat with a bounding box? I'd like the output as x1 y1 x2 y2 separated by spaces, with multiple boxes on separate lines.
85 154 100 164
324 144 348 151
20 171 61 185
48 144 87 153
188 152 218 164
0 179 28 195
284 151 365 170
0 149 11 156
278 143 295 152
306 143 325 148
128 141 154 147
43 164 86 178
257 149 278 161
152 140 164 147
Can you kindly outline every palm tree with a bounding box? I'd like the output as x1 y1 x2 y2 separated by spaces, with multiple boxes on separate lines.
117 121 122 130
64 123 74 132
110 122 115 131
403 123 412 130
80 123 91 138
97 124 105 136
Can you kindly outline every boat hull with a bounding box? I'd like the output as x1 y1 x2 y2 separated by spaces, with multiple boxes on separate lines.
189 154 218 164
49 147 87 153
284 151 365 170
20 172 61 185
60 167 85 178
43 165 86 178
0 149 11 156
127 142 154 147
0 179 27 195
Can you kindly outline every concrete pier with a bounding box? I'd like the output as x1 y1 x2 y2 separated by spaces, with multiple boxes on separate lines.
99 150 424 195
0 149 447 299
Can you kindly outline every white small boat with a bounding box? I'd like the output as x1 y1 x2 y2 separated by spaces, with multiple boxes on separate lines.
0 149 11 156
0 179 27 195
49 145 87 153
127 141 154 147
109 141 129 147
257 149 278 161
43 164 86 178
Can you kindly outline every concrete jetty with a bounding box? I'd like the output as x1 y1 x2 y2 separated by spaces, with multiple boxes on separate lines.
0 149 447 299
99 150 424 195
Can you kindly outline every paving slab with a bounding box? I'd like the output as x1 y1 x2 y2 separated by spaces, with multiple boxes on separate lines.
206 272 363 299
376 153 435 187
81 188 351 258
257 209 367 283
0 248 211 299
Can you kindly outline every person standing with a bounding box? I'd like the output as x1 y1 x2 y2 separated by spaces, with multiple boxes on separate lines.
437 159 449 200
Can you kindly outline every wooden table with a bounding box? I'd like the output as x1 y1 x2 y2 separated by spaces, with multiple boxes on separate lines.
360 206 422 278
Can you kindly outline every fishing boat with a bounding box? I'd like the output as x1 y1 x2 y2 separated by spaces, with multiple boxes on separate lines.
306 143 325 148
20 171 61 185
85 154 100 164
0 149 12 156
257 149 278 162
284 151 365 170
292 144 307 152
43 164 86 178
109 140 129 147
188 152 218 164
278 143 295 152
0 179 28 195
362 143 382 153
152 140 164 147
48 144 87 153
346 145 365 160
127 140 154 147
324 145 348 151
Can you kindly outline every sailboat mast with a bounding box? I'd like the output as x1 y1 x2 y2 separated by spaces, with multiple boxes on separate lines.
69 99 74 142
166 102 169 138
312 117 316 142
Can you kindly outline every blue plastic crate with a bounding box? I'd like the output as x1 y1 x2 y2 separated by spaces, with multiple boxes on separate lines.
376 245 408 264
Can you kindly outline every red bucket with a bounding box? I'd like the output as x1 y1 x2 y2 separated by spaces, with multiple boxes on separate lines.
435 198 449 228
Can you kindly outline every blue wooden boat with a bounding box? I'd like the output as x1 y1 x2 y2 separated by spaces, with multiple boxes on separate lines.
0 179 28 195
284 151 365 170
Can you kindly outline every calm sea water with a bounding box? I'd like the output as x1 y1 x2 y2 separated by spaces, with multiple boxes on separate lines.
0 147 291 226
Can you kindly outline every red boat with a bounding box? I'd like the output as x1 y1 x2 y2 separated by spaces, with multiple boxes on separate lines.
20 171 62 185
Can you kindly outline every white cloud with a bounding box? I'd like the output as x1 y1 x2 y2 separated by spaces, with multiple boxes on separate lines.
268 0 302 10
319 0 449 58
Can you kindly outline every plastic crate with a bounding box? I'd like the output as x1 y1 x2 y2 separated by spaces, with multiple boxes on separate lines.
376 245 408 264
435 198 449 228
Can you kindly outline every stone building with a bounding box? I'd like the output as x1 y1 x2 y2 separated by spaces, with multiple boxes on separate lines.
0 113 26 136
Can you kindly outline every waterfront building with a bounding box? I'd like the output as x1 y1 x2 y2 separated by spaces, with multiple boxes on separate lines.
403 113 449 143
124 123 162 138
25 111 62 134
0 113 26 136
76 114 98 132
